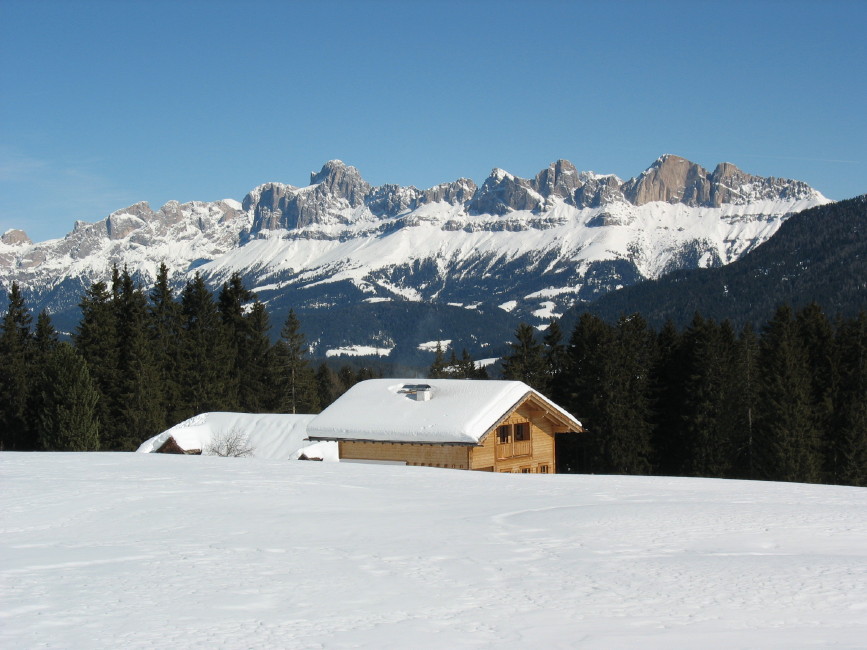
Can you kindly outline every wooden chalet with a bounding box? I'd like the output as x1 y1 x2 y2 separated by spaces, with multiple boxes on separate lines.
306 379 583 473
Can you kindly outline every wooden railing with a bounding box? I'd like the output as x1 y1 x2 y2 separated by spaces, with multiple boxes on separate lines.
496 439 532 459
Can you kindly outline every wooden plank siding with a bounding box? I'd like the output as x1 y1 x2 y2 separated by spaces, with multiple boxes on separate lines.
338 440 471 469
469 402 557 473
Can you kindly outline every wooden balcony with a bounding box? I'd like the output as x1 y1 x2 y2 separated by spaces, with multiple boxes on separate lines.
496 439 532 459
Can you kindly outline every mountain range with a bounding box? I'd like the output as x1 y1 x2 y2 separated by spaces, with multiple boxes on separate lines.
0 154 829 362
565 194 867 331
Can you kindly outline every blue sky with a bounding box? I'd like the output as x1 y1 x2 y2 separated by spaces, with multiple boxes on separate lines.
1 0 865 242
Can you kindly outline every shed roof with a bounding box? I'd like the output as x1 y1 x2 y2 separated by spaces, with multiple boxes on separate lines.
306 379 582 445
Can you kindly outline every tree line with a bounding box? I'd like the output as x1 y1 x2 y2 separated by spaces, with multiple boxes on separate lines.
3 266 865 488
499 307 867 487
0 265 374 452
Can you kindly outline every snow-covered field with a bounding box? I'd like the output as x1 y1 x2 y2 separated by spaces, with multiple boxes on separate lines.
2 453 865 649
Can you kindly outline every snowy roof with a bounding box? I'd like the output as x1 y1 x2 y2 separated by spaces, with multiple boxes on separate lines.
306 379 582 445
137 412 336 461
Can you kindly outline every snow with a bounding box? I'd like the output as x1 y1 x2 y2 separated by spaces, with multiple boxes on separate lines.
532 300 561 320
1 453 865 649
499 300 518 312
136 412 336 461
324 345 393 358
307 378 580 444
418 339 452 351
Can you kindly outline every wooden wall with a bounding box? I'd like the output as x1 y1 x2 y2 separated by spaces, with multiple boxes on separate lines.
339 440 471 469
469 402 557 473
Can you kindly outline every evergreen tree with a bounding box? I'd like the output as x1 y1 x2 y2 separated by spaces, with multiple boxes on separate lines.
563 313 652 474
177 273 236 418
502 323 547 391
148 264 183 426
274 309 318 413
36 342 100 451
315 362 343 409
601 314 655 474
543 319 567 402
755 305 821 482
833 312 867 486
796 303 838 482
667 315 738 478
454 348 487 379
241 301 281 412
428 341 447 378
112 269 165 450
649 320 685 475
0 282 34 450
337 365 358 394
731 323 760 479
74 280 119 437
217 272 254 411
33 310 58 350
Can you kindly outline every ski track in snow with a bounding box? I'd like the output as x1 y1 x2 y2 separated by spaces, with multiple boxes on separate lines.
1 453 865 649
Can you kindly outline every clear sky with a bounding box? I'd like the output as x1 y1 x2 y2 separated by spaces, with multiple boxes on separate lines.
1 0 865 242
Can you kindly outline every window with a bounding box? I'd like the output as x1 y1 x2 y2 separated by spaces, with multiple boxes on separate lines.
497 425 511 444
521 467 531 473
514 422 530 441
538 465 549 474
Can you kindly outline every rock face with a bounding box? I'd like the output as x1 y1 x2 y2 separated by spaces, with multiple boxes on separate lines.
622 155 712 206
0 154 828 356
1 230 31 246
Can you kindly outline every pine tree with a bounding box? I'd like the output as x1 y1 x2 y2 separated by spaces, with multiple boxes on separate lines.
601 314 654 474
502 323 547 392
755 305 821 482
649 320 685 476
562 313 652 474
241 301 281 412
0 282 34 450
74 280 118 438
796 303 838 482
36 342 100 451
112 269 165 450
429 341 447 378
148 264 183 426
274 309 318 414
178 273 236 418
676 315 739 478
543 320 567 402
315 362 343 409
217 272 254 411
834 312 867 486
731 322 760 479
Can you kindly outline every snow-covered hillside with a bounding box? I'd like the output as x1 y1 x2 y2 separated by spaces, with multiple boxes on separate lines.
2 453 865 649
0 155 829 354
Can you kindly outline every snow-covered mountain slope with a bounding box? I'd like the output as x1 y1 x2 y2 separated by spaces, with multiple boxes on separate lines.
2 453 866 649
0 155 828 352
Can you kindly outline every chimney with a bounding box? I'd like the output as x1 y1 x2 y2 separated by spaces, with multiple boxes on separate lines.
401 384 432 401
412 386 432 401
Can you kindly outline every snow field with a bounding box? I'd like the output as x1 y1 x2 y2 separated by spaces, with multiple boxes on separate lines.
1 453 865 649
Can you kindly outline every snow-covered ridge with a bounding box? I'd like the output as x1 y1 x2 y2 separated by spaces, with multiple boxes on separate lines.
0 155 829 329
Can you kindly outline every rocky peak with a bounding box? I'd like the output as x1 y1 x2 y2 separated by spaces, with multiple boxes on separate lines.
419 178 477 205
533 159 582 199
1 229 31 246
467 167 544 215
106 202 155 240
309 160 371 206
622 154 712 206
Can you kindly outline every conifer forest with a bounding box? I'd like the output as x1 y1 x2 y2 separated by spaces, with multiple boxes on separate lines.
1 265 865 487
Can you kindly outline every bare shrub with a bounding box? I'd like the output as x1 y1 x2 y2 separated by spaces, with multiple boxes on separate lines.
205 427 254 457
